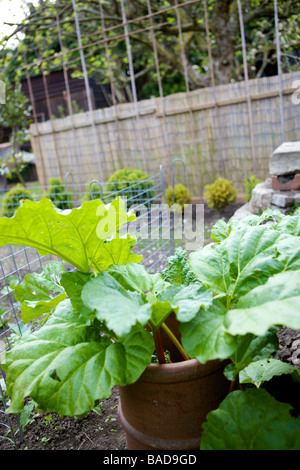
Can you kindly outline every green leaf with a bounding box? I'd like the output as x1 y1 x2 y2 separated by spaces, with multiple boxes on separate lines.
225 270 300 336
276 234 300 271
0 197 135 273
19 294 67 324
60 271 94 324
210 219 231 243
81 272 153 337
201 388 300 450
107 262 155 293
276 213 300 236
180 300 238 363
2 299 154 416
239 358 300 387
15 261 66 323
108 263 169 299
84 263 212 332
92 233 143 272
149 299 174 330
189 225 283 300
224 328 279 381
158 283 213 323
161 247 199 286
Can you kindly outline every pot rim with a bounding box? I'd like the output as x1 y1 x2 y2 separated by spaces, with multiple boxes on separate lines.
138 358 227 384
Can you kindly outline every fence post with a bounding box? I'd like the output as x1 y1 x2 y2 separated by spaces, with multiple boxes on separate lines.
274 0 286 142
237 0 257 176
71 0 106 180
120 0 148 174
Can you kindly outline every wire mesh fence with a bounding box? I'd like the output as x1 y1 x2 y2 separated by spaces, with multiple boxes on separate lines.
0 170 174 448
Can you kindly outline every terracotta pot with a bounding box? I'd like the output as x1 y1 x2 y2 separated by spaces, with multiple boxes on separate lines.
118 358 230 450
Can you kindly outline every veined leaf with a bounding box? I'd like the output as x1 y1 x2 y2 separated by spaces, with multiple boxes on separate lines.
161 247 199 286
1 299 154 416
92 233 143 272
223 328 279 381
225 270 300 336
275 234 300 271
189 224 284 300
276 213 300 236
0 198 135 273
239 358 300 387
180 300 238 364
201 388 300 450
15 261 66 323
81 271 153 337
107 262 157 293
210 219 231 243
82 264 213 333
60 271 94 324
158 283 213 323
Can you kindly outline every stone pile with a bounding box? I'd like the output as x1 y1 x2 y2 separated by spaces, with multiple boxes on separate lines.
250 141 300 215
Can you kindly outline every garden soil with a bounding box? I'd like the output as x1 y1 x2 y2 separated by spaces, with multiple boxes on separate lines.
1 202 299 451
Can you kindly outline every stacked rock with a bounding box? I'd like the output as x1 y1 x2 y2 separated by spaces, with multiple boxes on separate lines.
250 142 300 215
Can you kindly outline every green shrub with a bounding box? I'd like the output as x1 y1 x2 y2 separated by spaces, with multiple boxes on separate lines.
47 177 73 210
104 168 154 208
204 177 237 211
1 184 33 217
166 184 192 211
244 175 263 203
83 182 102 202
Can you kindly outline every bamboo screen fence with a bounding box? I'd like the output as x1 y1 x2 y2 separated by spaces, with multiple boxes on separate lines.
6 0 300 196
29 70 300 195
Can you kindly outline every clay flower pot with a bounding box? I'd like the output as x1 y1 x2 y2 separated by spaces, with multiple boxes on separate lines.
118 358 230 450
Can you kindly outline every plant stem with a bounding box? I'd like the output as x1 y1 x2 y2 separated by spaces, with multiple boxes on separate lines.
152 327 166 364
161 322 190 361
229 373 240 393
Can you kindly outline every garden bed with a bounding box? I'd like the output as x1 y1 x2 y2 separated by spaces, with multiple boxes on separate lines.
1 327 299 450
1 201 299 451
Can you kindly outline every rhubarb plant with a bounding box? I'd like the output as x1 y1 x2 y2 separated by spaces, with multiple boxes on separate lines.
1 200 300 449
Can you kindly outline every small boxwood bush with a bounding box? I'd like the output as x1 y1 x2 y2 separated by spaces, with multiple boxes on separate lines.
1 184 33 218
166 184 192 211
47 177 73 210
104 168 154 208
204 177 237 211
83 182 102 202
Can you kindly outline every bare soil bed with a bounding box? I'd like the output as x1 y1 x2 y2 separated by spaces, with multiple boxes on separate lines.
1 202 299 451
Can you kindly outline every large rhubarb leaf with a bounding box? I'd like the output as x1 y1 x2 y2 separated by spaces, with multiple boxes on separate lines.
225 270 300 336
0 197 136 273
189 224 283 301
1 299 154 416
82 264 213 334
201 388 300 450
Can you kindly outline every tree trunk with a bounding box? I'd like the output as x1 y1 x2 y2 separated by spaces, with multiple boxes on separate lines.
211 0 236 85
